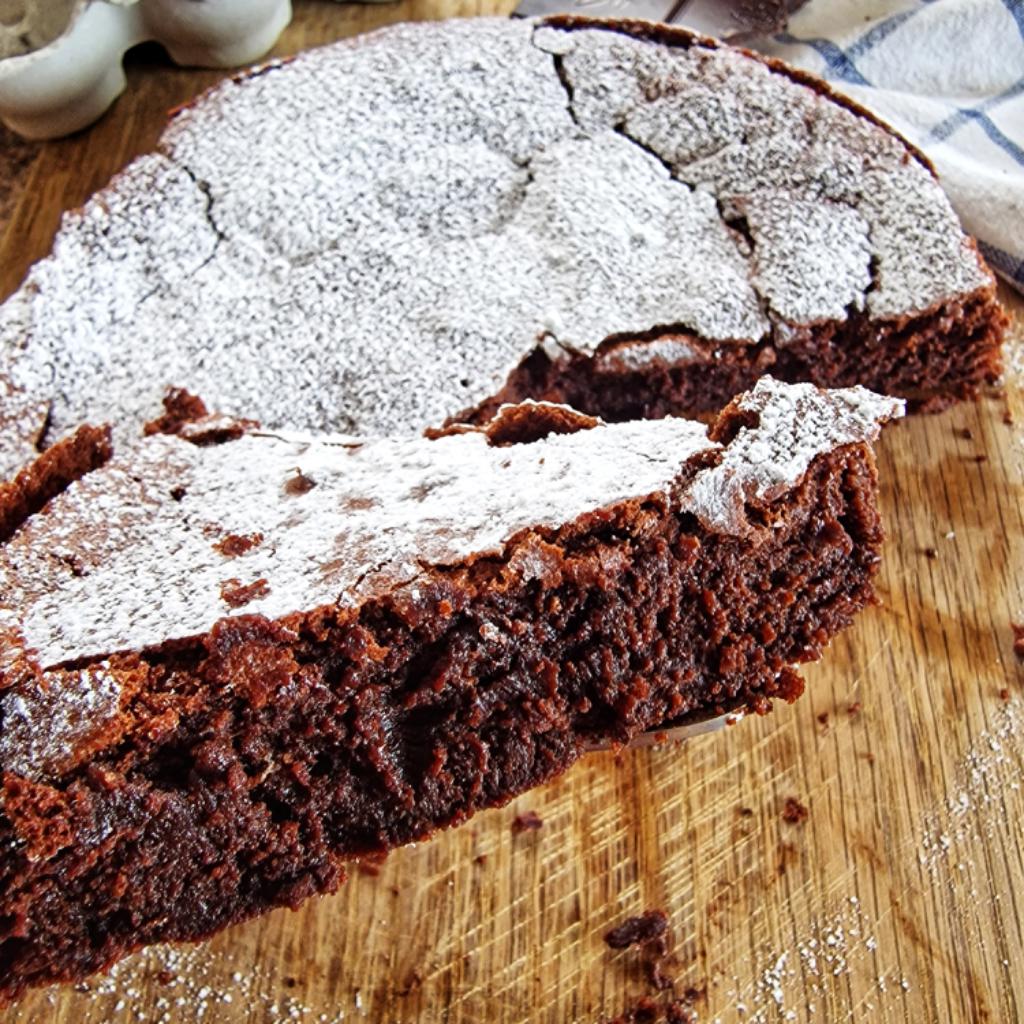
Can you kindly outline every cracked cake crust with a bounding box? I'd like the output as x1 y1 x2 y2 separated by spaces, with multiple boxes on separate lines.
0 16 1003 481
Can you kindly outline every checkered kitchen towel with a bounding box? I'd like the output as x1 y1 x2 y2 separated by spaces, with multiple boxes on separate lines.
755 0 1024 292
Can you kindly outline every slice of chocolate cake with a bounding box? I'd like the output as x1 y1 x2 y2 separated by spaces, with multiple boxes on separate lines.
0 16 1002 482
0 379 901 1000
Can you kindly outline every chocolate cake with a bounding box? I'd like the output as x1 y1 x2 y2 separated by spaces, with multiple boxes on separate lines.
0 16 1003 482
0 379 901 999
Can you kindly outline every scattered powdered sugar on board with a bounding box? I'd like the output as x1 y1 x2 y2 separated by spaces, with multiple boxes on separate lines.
709 896 910 1023
2 941 363 1024
918 698 1024 879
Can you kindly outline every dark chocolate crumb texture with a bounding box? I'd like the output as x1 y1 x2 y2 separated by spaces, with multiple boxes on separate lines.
0 17 1003 481
0 379 900 999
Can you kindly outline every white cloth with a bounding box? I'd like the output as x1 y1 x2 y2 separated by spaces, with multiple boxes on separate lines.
755 0 1024 291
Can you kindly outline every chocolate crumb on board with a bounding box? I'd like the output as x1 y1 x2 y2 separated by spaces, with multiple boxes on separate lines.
605 909 677 992
782 797 809 824
645 949 675 992
681 984 707 1005
923 547 939 559
605 910 669 950
1000 688 1011 701
511 810 543 834
1012 623 1024 659
607 995 660 1024
665 1001 699 1024
848 701 862 716
397 969 423 997
738 805 755 817
816 710 829 726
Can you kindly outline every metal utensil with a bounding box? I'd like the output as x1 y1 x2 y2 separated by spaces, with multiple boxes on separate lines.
587 707 747 751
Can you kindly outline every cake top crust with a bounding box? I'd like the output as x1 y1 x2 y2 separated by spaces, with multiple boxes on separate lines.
0 17 984 478
0 379 902 676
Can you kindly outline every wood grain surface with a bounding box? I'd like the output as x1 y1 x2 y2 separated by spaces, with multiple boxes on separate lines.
1 4 1023 1021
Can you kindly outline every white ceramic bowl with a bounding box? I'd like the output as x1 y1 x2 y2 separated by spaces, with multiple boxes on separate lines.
0 0 293 139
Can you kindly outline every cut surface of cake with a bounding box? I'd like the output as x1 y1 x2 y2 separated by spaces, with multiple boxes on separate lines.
0 379 901 999
0 16 1002 481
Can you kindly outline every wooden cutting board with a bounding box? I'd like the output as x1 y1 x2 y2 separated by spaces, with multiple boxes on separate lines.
1 4 1023 1021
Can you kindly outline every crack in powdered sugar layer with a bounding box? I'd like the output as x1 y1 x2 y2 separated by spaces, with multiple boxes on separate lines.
0 18 984 480
536 24 989 325
0 379 901 675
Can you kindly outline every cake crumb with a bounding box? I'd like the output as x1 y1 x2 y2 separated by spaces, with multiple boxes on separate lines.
214 532 263 557
219 577 271 608
397 969 423 997
1000 688 1011 701
666 1000 699 1023
923 547 938 559
605 910 669 950
511 810 543 834
284 471 317 496
1012 623 1024 660
816 711 829 726
607 994 660 1023
645 956 675 992
782 797 809 824
847 702 862 716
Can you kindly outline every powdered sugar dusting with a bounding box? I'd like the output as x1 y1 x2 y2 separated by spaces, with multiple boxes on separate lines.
0 379 896 697
1 18 762 472
712 895 910 1023
0 18 988 481
596 336 704 372
918 697 1024 879
0 412 710 668
7 941 355 1024
541 23 990 326
741 194 873 326
683 378 903 533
